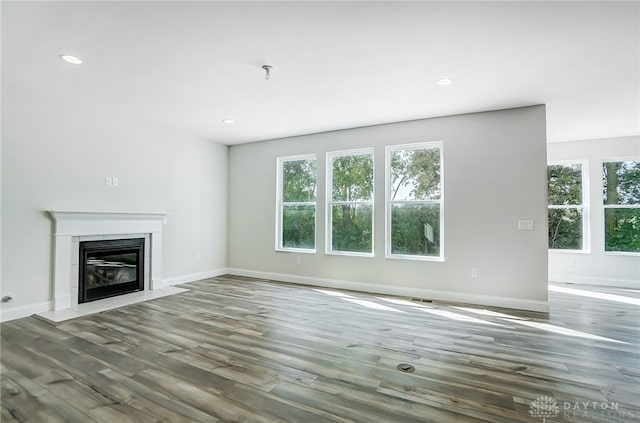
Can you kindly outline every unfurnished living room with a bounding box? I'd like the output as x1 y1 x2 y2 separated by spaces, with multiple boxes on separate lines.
1 1 639 422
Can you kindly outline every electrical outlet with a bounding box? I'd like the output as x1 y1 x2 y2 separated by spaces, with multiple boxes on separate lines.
113 177 119 187
470 268 479 278
296 257 302 266
196 252 201 260
569 258 576 268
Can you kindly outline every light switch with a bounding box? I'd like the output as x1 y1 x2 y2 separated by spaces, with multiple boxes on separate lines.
518 220 534 230
105 176 113 186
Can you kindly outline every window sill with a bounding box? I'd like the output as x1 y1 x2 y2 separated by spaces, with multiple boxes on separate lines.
603 251 640 257
549 249 591 255
325 251 374 258
385 254 444 262
275 248 316 254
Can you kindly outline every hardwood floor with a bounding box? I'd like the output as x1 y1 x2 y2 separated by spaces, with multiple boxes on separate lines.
1 275 639 422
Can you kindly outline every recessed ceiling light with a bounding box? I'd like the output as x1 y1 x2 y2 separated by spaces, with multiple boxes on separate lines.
437 78 453 86
222 119 235 124
59 54 82 65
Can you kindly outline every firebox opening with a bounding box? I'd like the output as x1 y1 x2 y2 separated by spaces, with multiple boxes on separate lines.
79 238 145 304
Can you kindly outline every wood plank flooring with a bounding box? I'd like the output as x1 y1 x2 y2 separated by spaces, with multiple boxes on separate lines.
1 275 639 422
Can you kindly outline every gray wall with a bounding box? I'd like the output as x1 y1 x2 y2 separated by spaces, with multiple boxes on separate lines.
547 136 640 287
228 106 549 311
1 104 229 318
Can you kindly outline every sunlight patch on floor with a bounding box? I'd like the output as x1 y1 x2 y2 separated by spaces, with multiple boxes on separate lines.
313 289 355 298
504 318 627 344
452 306 527 320
342 298 405 312
377 297 431 308
416 307 505 326
550 285 640 306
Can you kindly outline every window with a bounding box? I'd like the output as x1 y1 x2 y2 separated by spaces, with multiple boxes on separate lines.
547 162 587 251
603 159 640 254
326 149 374 255
276 155 317 252
386 142 443 260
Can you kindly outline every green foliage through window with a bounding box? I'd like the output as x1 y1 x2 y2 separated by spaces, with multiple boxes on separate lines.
391 149 441 201
388 143 442 258
328 151 374 254
391 204 440 256
282 205 316 249
603 160 640 253
331 204 372 253
278 156 317 250
547 163 584 250
283 160 317 202
548 208 583 250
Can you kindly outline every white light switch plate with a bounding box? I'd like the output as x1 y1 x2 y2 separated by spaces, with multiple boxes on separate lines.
518 220 534 230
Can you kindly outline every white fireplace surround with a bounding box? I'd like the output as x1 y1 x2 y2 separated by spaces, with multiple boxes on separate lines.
48 211 169 311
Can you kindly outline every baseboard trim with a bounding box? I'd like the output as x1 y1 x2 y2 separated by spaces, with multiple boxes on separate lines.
161 268 229 287
1 300 53 323
0 268 230 323
549 274 640 289
227 268 549 313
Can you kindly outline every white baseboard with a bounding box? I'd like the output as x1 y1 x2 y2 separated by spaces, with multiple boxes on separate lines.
2 267 554 322
227 268 549 313
1 300 52 323
161 268 229 287
0 268 230 323
549 274 640 289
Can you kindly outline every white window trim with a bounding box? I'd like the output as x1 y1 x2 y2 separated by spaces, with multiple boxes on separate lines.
385 141 444 261
601 156 640 256
325 148 375 257
547 159 590 254
275 154 317 253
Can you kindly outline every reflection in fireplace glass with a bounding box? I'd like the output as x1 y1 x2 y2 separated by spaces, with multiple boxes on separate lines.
79 238 144 303
86 252 137 289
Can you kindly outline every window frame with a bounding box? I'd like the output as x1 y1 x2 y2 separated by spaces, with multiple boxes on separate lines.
325 148 375 257
602 156 640 256
275 153 317 253
547 159 590 254
385 141 444 261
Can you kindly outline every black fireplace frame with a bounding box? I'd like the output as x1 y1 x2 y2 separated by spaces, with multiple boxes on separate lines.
79 238 145 304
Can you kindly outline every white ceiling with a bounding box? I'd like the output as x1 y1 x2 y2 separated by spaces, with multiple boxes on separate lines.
2 1 639 145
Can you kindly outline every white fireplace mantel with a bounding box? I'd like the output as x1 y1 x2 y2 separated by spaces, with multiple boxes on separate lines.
48 210 169 311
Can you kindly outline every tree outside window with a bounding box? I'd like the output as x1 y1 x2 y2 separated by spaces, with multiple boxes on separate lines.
327 149 374 255
547 162 586 250
603 160 640 253
276 155 317 251
386 142 443 260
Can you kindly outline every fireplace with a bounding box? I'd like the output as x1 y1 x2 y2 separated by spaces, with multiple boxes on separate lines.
79 238 145 303
48 210 168 311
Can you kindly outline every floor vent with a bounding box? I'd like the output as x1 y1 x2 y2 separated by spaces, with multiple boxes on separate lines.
396 363 415 373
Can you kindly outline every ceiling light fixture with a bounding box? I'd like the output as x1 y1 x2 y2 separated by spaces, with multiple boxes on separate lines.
222 119 235 124
437 78 453 86
59 54 83 65
262 65 273 80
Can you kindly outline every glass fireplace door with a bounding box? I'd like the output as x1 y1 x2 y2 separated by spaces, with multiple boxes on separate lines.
79 238 144 303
